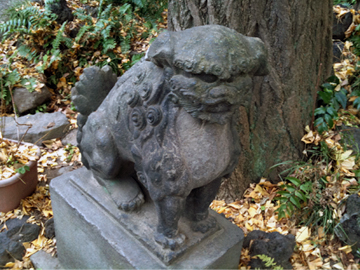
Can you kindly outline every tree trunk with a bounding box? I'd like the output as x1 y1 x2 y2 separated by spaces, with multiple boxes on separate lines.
168 0 333 201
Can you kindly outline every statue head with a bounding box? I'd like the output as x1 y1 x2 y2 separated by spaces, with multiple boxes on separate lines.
145 25 268 124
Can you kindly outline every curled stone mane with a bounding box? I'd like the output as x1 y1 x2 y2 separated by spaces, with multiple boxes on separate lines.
146 25 268 79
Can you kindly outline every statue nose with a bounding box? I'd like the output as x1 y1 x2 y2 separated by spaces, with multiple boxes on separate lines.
209 87 229 99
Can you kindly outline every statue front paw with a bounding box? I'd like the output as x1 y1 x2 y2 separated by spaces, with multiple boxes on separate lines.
118 191 145 212
95 175 145 212
154 232 185 251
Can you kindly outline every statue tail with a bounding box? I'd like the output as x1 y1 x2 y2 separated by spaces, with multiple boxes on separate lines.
71 65 117 143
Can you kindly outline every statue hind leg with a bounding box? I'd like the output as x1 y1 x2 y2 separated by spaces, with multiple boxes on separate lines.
185 178 222 233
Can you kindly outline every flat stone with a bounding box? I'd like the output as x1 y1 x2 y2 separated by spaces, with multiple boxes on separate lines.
31 250 62 270
2 112 70 145
50 167 244 269
13 86 52 114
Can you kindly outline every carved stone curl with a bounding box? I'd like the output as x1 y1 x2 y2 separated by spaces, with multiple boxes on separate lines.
71 25 268 252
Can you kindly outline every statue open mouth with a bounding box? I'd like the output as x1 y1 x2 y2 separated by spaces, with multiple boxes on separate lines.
204 102 233 113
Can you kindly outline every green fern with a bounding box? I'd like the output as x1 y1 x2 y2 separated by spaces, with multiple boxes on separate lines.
0 4 56 40
51 21 68 53
17 45 39 62
102 38 117 54
276 176 312 220
255 254 283 270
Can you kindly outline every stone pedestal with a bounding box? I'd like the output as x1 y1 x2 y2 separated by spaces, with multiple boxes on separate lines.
50 167 244 269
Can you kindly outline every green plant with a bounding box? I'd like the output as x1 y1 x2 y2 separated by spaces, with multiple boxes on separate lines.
334 0 356 6
0 1 57 41
273 142 341 234
0 0 164 114
356 248 360 258
35 104 47 113
254 254 283 270
315 75 347 134
276 176 312 219
64 143 76 162
15 165 30 175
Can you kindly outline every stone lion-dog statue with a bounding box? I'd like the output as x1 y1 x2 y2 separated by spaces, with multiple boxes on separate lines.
72 24 268 251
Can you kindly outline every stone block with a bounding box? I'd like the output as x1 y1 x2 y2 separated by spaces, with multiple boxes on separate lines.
31 250 62 270
50 167 244 269
2 112 70 145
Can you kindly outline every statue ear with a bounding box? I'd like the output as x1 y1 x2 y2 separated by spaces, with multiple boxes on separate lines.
146 31 173 67
248 37 269 76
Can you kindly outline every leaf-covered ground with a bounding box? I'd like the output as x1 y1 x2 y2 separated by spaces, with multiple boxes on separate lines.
1 3 360 270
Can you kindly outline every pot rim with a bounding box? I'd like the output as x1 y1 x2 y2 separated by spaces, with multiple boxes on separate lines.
0 139 41 188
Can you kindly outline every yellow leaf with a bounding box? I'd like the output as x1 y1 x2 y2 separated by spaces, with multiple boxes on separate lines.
296 226 310 243
245 222 253 231
228 202 241 209
4 262 15 267
335 150 353 161
248 207 258 217
338 245 353 254
340 156 355 170
235 214 244 223
42 210 53 218
307 257 323 270
345 41 353 50
333 262 344 270
301 130 314 144
301 242 315 252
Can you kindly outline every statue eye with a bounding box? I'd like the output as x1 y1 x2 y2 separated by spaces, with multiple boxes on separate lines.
226 77 235 83
194 73 218 83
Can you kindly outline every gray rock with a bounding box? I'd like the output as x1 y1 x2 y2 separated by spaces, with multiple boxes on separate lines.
338 125 360 153
44 218 55 239
13 86 52 114
61 128 78 146
243 230 295 269
2 112 70 145
335 194 360 255
333 10 353 41
5 216 40 243
1 238 25 262
45 0 73 24
0 234 14 266
0 217 36 266
7 222 41 243
346 193 360 216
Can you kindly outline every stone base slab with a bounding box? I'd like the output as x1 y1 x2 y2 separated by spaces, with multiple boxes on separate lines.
50 167 244 269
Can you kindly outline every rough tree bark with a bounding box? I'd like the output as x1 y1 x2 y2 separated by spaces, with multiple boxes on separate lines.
168 0 333 201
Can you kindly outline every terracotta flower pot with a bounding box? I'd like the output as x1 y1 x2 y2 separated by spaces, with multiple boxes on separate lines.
0 140 41 213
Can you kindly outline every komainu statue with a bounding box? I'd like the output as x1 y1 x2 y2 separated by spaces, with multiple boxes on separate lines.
72 25 268 251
